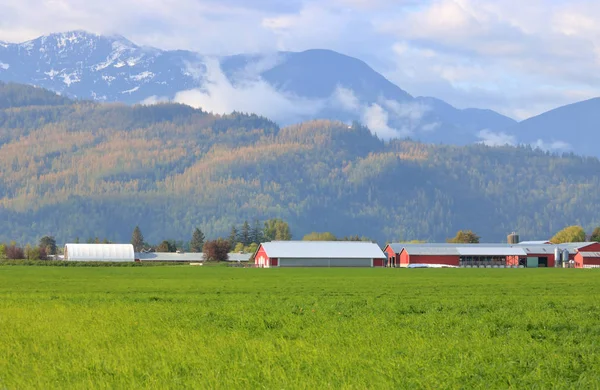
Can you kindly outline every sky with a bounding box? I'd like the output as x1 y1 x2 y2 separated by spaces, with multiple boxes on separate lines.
1 0 599 120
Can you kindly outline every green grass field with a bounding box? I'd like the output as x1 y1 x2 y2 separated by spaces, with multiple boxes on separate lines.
0 267 599 389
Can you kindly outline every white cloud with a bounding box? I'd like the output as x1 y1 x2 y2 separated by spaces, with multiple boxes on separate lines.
0 0 599 121
173 58 324 123
362 103 404 139
532 139 572 152
331 86 434 139
332 86 361 111
477 129 516 146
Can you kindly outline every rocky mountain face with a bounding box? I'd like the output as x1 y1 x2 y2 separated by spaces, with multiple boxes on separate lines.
0 31 200 103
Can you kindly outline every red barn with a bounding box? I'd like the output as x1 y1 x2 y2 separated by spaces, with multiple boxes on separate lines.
254 241 386 268
575 252 600 268
385 243 528 268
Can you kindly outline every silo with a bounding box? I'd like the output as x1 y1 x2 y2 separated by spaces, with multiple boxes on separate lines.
562 249 570 268
507 232 520 244
554 247 561 267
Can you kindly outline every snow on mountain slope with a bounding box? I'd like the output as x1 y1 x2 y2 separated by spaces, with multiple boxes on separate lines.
0 31 200 103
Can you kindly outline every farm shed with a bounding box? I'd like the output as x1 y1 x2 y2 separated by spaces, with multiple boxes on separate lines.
136 252 205 262
136 252 251 262
574 252 600 268
398 245 461 267
64 244 135 262
227 253 252 262
511 244 558 267
386 243 529 268
254 241 386 268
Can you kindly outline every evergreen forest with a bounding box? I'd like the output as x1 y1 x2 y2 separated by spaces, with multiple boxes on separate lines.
1 82 599 245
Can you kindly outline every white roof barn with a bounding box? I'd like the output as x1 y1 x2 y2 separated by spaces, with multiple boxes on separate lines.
255 241 386 268
64 244 135 262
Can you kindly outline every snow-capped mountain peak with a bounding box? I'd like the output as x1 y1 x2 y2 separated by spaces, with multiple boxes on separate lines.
0 30 198 101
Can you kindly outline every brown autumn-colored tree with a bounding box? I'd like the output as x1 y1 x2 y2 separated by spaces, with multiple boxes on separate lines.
203 239 230 262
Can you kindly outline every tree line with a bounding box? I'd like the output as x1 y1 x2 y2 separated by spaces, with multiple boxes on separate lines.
2 225 600 262
130 218 292 262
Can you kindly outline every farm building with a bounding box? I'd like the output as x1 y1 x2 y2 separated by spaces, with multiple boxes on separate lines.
135 252 252 263
64 244 135 262
254 241 386 268
136 252 205 262
384 244 527 268
575 252 600 268
384 241 600 268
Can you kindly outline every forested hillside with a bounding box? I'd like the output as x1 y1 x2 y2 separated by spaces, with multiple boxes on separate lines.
1 83 599 245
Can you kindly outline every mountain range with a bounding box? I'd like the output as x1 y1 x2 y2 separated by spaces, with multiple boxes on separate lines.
4 30 585 151
0 82 599 245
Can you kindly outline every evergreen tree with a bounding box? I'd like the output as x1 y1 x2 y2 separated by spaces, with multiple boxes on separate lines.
250 219 263 244
39 236 57 255
190 228 205 252
590 227 600 242
131 226 144 252
228 226 238 247
240 221 251 246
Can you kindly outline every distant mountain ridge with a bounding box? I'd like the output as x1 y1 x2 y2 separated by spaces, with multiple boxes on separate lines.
0 31 517 145
2 31 599 156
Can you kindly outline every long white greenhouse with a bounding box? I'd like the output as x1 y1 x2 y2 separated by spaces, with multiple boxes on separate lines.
64 244 135 262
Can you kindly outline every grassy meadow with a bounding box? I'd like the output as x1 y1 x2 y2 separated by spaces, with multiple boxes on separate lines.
0 267 599 389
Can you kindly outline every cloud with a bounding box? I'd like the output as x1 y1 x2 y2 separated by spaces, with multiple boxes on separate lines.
332 86 361 111
1 0 600 121
532 139 572 152
362 103 406 139
173 58 324 124
477 130 516 147
331 86 433 139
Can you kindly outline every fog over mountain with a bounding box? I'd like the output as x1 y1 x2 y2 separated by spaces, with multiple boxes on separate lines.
1 31 598 155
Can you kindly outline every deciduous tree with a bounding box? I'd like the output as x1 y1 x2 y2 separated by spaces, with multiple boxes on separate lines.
203 239 230 261
550 226 586 244
447 230 480 244
156 240 176 252
303 232 337 241
263 219 292 241
6 244 25 260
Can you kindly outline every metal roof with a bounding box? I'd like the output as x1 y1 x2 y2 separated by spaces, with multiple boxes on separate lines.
227 253 252 262
387 242 511 254
261 241 385 259
578 252 600 258
136 252 252 262
136 252 205 262
387 242 600 257
65 244 135 262
400 246 460 255
457 247 527 256
517 245 557 254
